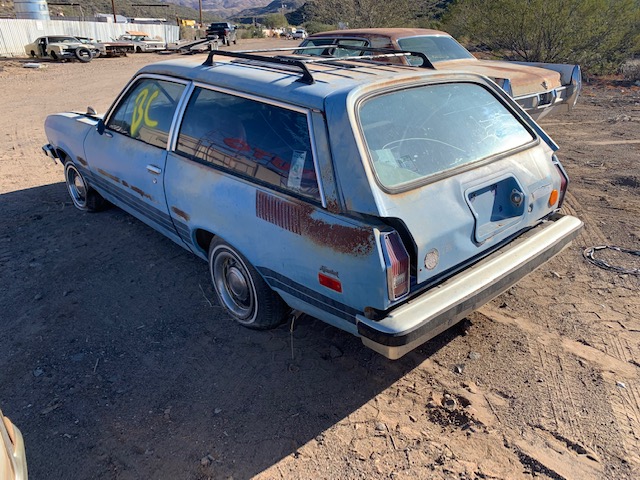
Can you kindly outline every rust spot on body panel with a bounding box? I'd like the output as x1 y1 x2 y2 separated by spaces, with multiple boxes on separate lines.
76 156 88 167
171 206 190 222
130 185 153 201
256 191 374 256
300 209 375 256
97 168 120 184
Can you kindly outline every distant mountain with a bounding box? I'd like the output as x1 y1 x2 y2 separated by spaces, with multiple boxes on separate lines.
231 0 305 21
164 0 273 17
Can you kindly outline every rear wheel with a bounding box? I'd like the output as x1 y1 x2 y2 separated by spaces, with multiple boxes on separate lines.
50 50 59 61
30 50 36 58
74 47 92 63
64 161 107 212
208 238 288 329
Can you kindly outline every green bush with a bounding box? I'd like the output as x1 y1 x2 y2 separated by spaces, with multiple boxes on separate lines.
444 0 640 74
238 26 265 39
304 21 336 35
622 59 640 82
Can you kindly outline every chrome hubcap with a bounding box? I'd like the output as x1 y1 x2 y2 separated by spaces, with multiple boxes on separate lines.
213 250 254 321
66 166 87 208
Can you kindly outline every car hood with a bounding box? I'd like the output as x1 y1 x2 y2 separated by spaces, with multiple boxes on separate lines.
435 59 562 97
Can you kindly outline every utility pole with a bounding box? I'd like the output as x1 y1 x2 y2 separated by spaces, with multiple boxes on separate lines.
111 0 117 23
199 0 202 27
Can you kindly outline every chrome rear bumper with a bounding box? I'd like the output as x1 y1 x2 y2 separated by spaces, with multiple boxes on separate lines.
357 214 583 359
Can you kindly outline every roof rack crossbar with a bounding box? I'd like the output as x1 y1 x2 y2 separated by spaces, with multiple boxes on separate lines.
202 50 315 84
323 44 434 69
207 45 434 69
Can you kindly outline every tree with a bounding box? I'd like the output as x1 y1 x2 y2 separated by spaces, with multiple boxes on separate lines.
444 0 640 74
263 13 289 29
306 0 419 28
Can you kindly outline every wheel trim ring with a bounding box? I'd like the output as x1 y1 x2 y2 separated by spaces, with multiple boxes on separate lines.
212 249 256 322
65 165 88 208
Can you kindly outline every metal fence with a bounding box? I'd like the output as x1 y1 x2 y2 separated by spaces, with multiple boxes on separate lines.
0 18 179 57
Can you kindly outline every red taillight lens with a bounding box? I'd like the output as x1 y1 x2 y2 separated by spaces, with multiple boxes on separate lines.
382 232 410 301
552 155 569 208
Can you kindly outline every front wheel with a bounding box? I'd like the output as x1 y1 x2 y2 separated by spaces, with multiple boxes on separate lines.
64 162 107 212
209 238 288 329
75 47 92 62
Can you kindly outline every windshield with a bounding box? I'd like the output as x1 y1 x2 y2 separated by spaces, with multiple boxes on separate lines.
397 35 475 65
359 83 534 189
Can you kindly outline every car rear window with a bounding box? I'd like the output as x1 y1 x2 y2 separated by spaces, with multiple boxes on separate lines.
397 35 475 64
359 83 534 189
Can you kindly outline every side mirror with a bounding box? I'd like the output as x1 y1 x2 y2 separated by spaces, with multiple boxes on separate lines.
96 118 105 135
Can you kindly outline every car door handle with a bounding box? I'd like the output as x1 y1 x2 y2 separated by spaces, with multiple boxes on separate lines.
146 165 162 175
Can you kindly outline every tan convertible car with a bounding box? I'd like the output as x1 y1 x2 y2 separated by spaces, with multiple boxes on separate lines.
300 28 582 120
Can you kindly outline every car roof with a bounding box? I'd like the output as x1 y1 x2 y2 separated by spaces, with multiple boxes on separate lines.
136 53 470 110
308 28 452 41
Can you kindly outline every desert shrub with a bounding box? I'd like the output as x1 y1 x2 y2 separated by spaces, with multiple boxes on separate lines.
238 26 265 39
444 0 640 74
304 21 336 34
621 59 640 82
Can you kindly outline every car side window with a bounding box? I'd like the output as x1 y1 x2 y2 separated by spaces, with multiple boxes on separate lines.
176 87 320 201
107 78 185 149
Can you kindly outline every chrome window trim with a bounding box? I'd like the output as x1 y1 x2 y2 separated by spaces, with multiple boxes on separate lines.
171 81 326 208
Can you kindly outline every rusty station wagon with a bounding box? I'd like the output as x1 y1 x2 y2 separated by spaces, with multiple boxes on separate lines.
42 50 582 358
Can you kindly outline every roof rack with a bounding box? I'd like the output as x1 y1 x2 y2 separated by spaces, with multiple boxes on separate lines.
202 46 434 85
202 50 315 84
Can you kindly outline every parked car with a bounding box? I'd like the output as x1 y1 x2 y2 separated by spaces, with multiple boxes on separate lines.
292 29 307 40
25 35 99 62
205 22 237 46
116 31 166 53
0 408 27 480
77 36 134 57
42 49 582 359
300 28 582 120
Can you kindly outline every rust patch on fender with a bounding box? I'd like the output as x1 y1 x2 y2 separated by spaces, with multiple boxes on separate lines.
121 180 129 187
171 206 190 222
130 185 153 201
256 191 374 256
298 204 374 257
97 168 120 184
76 156 88 167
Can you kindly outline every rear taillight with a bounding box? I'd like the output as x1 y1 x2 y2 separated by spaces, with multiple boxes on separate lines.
381 231 410 301
552 155 569 208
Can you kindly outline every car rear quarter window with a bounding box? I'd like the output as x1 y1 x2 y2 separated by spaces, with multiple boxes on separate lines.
176 87 319 200
106 78 185 149
359 83 535 190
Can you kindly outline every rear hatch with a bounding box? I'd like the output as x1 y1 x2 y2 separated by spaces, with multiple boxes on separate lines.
357 81 563 286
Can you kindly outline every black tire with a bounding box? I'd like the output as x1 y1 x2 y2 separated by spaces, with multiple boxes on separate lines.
74 47 92 63
136 46 143 53
50 50 59 61
64 161 107 212
30 50 36 58
208 238 288 329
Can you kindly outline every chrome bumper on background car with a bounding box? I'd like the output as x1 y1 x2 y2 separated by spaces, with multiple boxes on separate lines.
357 214 583 359
42 143 61 163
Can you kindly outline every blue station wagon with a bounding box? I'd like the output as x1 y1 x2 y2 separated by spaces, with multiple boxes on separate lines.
43 49 582 359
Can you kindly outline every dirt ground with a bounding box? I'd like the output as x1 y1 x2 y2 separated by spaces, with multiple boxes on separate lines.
0 38 638 480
